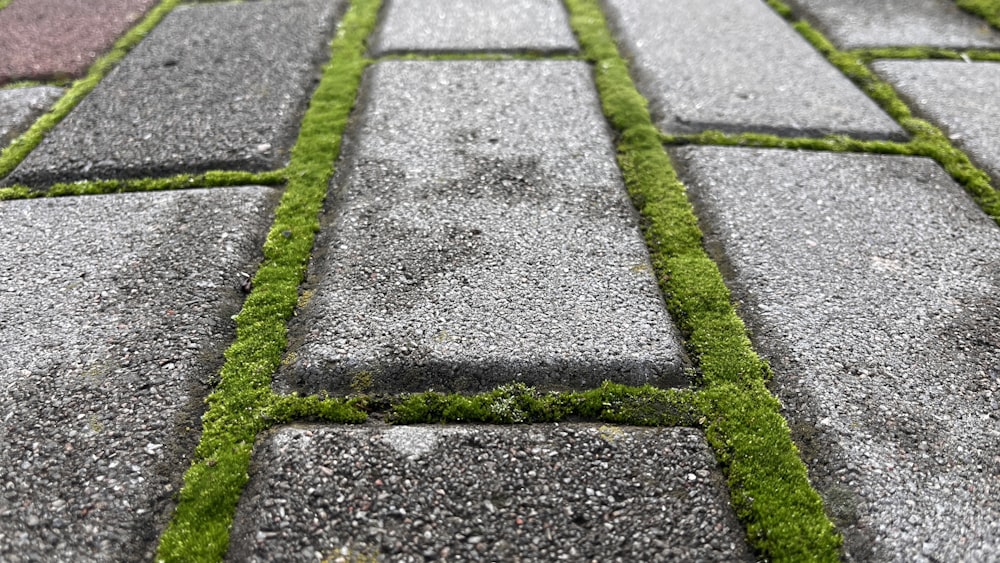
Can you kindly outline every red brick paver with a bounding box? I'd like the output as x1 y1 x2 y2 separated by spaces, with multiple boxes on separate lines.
0 0 158 85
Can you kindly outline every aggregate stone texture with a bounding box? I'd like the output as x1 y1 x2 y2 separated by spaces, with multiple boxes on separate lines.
0 86 63 149
370 0 578 55
672 146 1000 562
873 59 1000 187
0 0 158 85
282 60 688 395
226 424 753 562
3 0 342 189
783 0 1000 49
0 187 278 561
600 0 906 140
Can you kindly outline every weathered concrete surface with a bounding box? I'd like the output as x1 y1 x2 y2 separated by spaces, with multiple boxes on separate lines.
0 86 62 148
0 187 278 561
281 60 687 395
873 59 1000 187
784 0 1000 49
3 0 342 188
673 146 1000 562
370 0 578 55
227 424 752 562
0 0 158 85
600 0 906 140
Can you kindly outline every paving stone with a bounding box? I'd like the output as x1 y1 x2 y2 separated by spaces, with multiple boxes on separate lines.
672 146 1000 561
370 0 578 55
0 187 278 561
0 0 158 85
0 86 63 148
784 0 1000 49
3 0 342 188
873 59 1000 186
281 60 687 395
227 424 752 562
600 0 906 140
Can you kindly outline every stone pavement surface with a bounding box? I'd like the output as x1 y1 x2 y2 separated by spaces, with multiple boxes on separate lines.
1 0 1000 561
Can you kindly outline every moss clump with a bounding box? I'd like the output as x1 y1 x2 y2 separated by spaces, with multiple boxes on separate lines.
389 381 699 426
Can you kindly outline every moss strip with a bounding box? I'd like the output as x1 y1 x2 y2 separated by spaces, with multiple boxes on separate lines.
563 0 840 559
376 52 583 62
957 0 1000 29
153 0 381 560
850 46 1000 63
766 0 1000 223
0 0 180 179
0 170 286 201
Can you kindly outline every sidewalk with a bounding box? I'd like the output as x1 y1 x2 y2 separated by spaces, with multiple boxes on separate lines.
1 0 998 561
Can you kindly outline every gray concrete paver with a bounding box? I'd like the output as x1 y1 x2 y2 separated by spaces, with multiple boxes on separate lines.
227 424 753 562
0 86 62 148
370 0 578 55
281 60 688 395
600 0 906 139
874 59 1000 187
3 0 342 189
673 146 1000 562
0 187 278 561
784 0 1000 49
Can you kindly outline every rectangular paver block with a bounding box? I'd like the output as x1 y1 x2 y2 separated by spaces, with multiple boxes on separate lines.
0 0 158 85
0 187 278 560
370 0 578 55
227 424 752 562
873 59 1000 187
784 0 1000 49
282 60 688 394
673 146 1000 561
0 86 63 149
601 0 906 139
3 0 342 189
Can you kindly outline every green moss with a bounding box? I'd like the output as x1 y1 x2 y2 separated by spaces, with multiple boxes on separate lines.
153 0 382 560
0 0 181 179
0 0 15 14
564 0 841 560
376 52 583 62
389 381 699 426
957 0 1000 29
850 46 1000 63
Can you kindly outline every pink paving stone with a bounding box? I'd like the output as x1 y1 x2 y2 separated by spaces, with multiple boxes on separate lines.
0 0 158 85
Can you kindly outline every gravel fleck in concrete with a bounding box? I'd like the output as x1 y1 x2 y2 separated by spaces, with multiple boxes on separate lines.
673 146 1000 562
784 0 1000 49
370 0 578 55
0 86 63 149
0 0 158 85
873 59 1000 187
227 424 752 562
3 0 342 188
600 0 906 140
281 61 688 394
0 187 278 561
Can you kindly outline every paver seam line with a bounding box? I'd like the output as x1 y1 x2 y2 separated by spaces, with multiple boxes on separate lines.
375 52 585 62
154 0 380 558
0 169 287 201
0 0 181 181
850 46 1000 62
0 80 58 91
563 0 841 560
957 0 1000 30
764 0 1000 223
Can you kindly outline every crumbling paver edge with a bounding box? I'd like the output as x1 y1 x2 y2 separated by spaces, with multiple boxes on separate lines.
0 0 180 183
